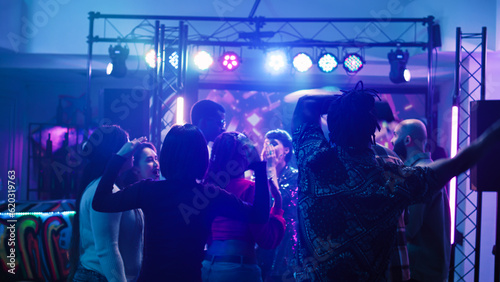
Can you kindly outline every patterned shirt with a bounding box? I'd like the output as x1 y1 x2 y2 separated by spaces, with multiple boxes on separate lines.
292 122 439 281
372 144 410 282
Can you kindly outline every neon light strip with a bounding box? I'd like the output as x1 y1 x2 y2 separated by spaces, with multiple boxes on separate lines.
0 211 76 217
176 96 185 125
450 105 459 244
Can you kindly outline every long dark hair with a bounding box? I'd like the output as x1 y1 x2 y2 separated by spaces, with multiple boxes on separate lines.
68 125 128 280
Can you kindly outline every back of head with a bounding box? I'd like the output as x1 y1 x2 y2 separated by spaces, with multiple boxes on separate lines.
190 100 226 142
190 99 225 126
80 125 129 189
327 81 380 150
264 129 294 163
206 132 259 185
160 124 208 181
399 119 428 150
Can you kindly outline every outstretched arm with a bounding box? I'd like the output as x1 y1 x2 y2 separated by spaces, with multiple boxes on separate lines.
93 138 146 213
429 119 500 187
212 161 270 224
248 161 270 223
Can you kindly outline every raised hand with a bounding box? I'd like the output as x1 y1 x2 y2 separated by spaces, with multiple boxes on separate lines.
117 137 147 158
261 141 278 169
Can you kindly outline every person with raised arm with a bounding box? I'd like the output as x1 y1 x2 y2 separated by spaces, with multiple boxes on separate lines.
291 81 500 281
93 124 269 281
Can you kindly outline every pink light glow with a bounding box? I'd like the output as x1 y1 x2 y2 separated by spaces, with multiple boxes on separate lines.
176 96 185 125
449 106 459 244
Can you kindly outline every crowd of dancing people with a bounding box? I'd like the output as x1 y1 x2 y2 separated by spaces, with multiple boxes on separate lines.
68 82 500 282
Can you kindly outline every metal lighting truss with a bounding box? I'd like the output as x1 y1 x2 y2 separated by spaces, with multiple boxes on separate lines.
86 12 437 154
453 27 487 282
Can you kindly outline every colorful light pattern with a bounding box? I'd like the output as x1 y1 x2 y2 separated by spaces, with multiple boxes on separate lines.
343 53 364 73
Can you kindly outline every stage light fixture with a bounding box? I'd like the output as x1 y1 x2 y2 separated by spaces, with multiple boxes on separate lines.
317 53 338 73
145 49 157 68
343 53 364 74
292 52 313 72
388 49 410 83
107 44 129 77
265 50 287 74
194 51 213 71
169 51 179 69
221 51 240 71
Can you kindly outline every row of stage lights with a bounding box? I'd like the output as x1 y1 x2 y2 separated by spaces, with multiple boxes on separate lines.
190 50 365 74
107 45 410 83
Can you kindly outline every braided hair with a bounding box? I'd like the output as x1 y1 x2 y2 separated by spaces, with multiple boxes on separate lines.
327 81 381 150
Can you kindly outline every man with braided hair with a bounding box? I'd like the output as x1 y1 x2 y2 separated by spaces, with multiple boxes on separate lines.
291 81 500 281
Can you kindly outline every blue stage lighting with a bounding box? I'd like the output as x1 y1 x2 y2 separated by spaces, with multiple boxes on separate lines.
317 53 338 73
265 50 287 74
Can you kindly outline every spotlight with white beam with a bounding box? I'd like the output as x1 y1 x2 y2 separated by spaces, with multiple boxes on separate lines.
292 52 313 72
388 49 410 83
194 51 213 71
107 44 129 77
265 50 287 74
145 49 157 68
